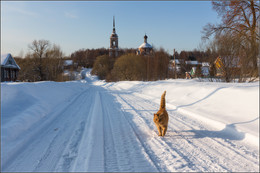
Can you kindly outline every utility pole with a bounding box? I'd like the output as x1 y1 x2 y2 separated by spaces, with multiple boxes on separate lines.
174 49 177 79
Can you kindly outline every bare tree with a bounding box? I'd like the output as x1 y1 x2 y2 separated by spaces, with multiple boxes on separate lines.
206 33 243 82
202 0 259 78
28 40 50 80
27 40 66 81
45 44 64 81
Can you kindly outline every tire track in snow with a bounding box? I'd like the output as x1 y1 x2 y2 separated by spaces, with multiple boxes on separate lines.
167 110 259 170
102 92 134 172
116 93 259 172
3 88 93 172
33 89 94 172
101 93 121 172
72 90 105 172
100 90 159 172
54 121 86 172
1 88 90 170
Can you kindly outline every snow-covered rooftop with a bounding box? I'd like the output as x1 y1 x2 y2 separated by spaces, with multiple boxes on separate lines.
139 42 153 49
1 53 11 65
1 53 21 69
202 62 210 67
64 60 73 66
185 60 199 65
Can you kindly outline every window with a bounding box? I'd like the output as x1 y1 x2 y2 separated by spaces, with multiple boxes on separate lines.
8 60 13 65
3 70 6 78
6 70 9 78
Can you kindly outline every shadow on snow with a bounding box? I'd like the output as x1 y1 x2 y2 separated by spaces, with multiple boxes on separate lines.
168 117 259 141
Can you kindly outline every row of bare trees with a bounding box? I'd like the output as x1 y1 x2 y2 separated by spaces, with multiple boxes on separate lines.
91 50 170 82
15 40 65 82
202 0 259 82
70 48 138 69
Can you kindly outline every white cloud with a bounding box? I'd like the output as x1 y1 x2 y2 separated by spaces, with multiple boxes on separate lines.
2 2 38 17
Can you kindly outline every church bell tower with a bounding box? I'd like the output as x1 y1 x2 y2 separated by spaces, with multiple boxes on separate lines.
109 16 119 57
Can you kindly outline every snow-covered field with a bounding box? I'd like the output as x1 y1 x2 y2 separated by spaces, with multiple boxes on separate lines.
1 69 259 172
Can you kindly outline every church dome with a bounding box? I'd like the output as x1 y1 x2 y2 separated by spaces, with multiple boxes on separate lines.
137 34 153 56
138 42 152 49
138 34 152 49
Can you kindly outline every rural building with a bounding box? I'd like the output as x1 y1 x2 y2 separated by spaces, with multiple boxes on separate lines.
185 61 210 77
1 53 21 82
63 60 74 70
169 59 182 72
201 62 210 76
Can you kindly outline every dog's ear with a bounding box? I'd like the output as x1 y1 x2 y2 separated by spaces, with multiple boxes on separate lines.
154 113 156 117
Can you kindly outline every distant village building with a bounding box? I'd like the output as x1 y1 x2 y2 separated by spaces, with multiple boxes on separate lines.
1 53 20 82
169 59 182 73
201 62 210 76
189 62 210 77
109 16 119 57
136 34 153 56
63 60 74 70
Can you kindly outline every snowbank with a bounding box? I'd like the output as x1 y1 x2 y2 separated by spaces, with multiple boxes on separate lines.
1 81 89 159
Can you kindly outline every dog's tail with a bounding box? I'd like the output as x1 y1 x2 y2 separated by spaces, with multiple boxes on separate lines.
160 91 166 109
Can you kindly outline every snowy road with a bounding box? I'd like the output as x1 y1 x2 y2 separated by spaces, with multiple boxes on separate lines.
1 71 259 172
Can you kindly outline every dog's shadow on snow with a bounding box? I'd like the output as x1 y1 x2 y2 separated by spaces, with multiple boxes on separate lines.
166 117 259 141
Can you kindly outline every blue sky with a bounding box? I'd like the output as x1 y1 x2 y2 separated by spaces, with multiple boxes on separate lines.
1 1 220 57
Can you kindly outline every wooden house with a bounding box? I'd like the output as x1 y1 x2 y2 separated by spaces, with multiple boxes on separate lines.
1 53 21 82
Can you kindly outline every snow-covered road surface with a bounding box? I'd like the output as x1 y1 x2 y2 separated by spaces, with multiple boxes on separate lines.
1 70 259 172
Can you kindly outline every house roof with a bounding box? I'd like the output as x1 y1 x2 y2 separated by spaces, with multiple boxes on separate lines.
185 60 199 65
1 53 21 70
1 53 10 65
64 60 73 66
202 62 210 67
170 59 181 64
